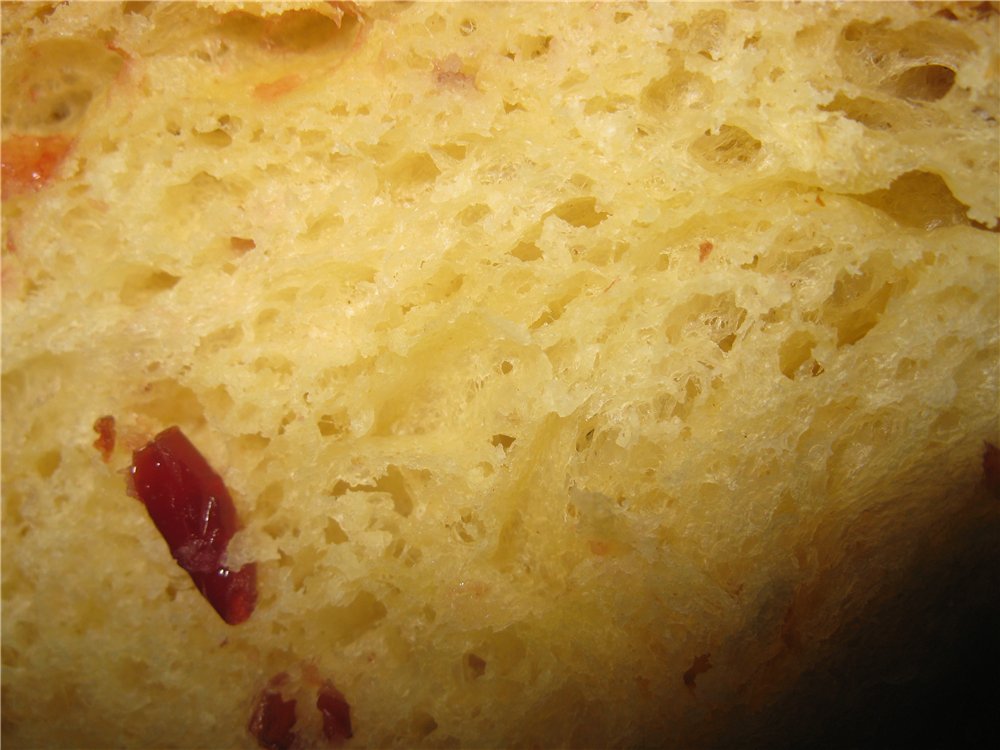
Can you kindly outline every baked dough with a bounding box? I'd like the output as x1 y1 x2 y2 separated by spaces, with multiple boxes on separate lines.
2 2 998 747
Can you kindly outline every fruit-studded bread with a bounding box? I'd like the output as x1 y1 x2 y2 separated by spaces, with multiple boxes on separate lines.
2 2 998 748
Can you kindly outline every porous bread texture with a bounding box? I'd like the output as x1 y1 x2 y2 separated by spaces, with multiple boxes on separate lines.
2 1 999 748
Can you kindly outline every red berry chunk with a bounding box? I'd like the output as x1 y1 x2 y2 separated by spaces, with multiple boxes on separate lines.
92 415 116 462
128 426 257 624
316 681 353 745
248 689 298 750
1 135 73 200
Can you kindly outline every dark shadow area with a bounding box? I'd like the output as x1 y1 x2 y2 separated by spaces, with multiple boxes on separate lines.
731 500 1000 750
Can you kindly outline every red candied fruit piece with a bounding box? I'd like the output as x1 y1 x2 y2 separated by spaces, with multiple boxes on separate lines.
128 426 257 625
1 135 73 200
93 415 116 462
249 689 298 750
683 653 713 691
253 73 304 101
317 681 353 745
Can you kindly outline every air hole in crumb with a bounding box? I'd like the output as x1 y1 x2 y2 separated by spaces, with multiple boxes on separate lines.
717 333 737 353
820 93 899 131
277 411 296 435
930 408 963 440
779 331 818 379
252 355 294 376
671 378 702 421
641 67 711 114
378 466 414 517
134 378 203 428
491 434 516 451
119 269 181 305
324 518 348 544
412 710 438 739
664 292 746 350
327 466 415 517
515 34 552 60
35 450 61 478
328 479 350 498
458 203 490 225
219 8 359 54
255 308 280 330
404 546 423 567
315 591 387 644
500 360 514 374
387 538 405 559
895 357 919 380
529 310 555 329
233 433 270 455
576 427 595 452
473 626 526 675
193 128 232 147
256 483 285 518
317 413 347 437
853 171 969 230
547 197 609 228
885 64 955 101
436 142 467 160
230 236 256 254
690 9 728 61
382 152 441 197
510 240 542 262
820 262 896 348
690 125 762 171
455 510 486 544
464 653 487 679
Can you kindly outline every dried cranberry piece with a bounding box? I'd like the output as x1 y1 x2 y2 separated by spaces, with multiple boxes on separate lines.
248 689 298 750
128 426 257 624
92 415 116 462
1 134 73 200
316 681 353 745
683 653 713 691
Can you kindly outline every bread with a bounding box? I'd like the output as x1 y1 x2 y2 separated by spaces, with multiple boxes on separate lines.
2 2 998 747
